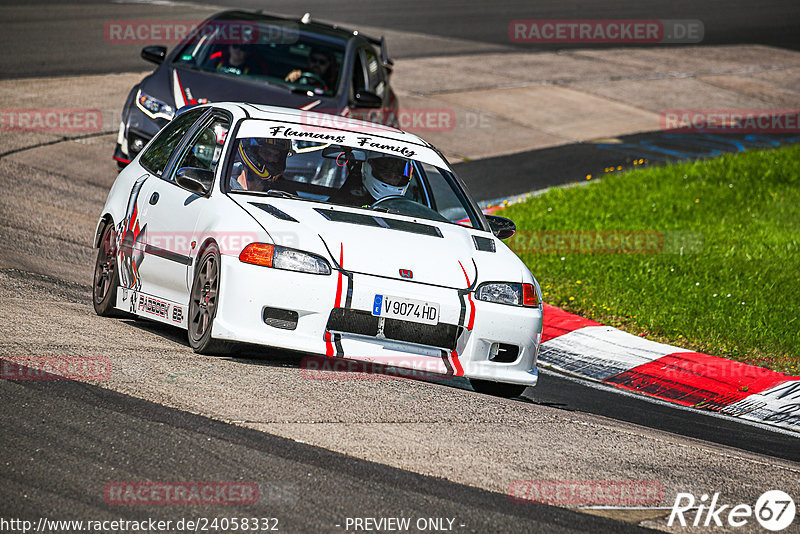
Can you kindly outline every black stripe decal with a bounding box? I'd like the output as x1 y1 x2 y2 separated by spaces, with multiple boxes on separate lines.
144 244 192 266
344 272 354 309
441 350 454 376
457 291 467 327
334 333 344 357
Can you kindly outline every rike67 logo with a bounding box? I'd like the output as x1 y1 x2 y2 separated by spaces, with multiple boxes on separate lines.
669 490 796 531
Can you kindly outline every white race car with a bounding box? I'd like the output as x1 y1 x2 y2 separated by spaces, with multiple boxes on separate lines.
93 103 543 397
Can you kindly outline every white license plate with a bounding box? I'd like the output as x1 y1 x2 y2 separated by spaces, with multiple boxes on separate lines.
372 294 439 325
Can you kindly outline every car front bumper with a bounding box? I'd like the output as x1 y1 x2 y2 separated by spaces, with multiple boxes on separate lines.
212 256 540 386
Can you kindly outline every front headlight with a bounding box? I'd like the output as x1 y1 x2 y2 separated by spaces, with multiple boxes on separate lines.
239 243 331 275
475 282 540 307
135 89 175 121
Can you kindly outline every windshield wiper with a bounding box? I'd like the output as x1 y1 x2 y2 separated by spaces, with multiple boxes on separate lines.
369 206 404 216
266 190 300 199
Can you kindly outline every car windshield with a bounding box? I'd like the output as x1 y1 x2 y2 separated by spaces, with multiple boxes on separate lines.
226 136 480 228
172 18 345 97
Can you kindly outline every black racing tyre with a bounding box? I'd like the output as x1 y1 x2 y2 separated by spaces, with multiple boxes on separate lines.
470 379 528 398
188 244 234 355
93 224 123 316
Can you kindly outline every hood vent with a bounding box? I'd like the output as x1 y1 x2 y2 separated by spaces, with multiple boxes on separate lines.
472 235 496 252
250 203 297 222
314 208 442 238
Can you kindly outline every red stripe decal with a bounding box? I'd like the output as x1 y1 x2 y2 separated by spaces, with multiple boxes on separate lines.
458 261 475 330
335 244 344 308
325 244 344 357
128 204 137 232
450 350 464 377
466 293 475 330
541 303 601 342
603 352 796 408
210 51 222 59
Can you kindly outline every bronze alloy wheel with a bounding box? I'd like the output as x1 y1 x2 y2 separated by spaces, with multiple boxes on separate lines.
93 224 122 316
188 244 233 354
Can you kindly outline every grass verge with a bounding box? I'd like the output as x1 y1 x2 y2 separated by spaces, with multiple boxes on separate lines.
499 144 800 375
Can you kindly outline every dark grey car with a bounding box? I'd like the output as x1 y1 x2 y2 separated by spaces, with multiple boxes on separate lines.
114 10 398 167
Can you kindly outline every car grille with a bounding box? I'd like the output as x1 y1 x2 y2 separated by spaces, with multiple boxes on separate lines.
326 308 460 350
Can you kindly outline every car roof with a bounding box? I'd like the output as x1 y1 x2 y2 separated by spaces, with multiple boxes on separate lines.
214 102 433 148
209 10 381 46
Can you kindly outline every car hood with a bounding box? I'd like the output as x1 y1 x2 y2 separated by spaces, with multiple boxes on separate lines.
230 196 519 290
146 66 335 111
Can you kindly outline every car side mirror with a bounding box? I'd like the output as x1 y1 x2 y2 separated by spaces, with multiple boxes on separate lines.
141 46 167 65
486 215 516 239
352 90 383 109
176 167 213 195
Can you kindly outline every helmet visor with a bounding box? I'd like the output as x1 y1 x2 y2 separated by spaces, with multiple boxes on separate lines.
239 138 291 179
368 157 412 187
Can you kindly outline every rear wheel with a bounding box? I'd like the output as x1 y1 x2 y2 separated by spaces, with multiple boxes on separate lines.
93 224 123 316
470 379 527 398
188 244 233 355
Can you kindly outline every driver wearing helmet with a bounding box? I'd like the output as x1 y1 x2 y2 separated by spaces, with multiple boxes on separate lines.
231 138 292 192
362 156 413 201
328 155 412 207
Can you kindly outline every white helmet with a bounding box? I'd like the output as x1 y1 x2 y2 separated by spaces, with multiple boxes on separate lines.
362 156 413 200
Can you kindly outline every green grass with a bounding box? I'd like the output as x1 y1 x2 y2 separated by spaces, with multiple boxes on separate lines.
499 144 800 375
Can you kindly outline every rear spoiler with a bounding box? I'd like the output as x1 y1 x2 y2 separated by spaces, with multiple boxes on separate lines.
358 32 394 73
362 34 394 74
378 36 394 73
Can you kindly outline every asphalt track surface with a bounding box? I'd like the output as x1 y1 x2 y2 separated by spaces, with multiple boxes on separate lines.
531 369 800 463
1 367 652 533
2 0 800 78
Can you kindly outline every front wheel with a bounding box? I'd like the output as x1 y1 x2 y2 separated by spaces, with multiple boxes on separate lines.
188 244 233 355
470 379 527 398
93 224 122 316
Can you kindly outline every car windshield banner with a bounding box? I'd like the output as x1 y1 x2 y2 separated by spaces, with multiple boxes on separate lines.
236 119 448 168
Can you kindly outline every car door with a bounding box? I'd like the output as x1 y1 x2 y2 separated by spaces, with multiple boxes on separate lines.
117 107 206 300
134 110 231 305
